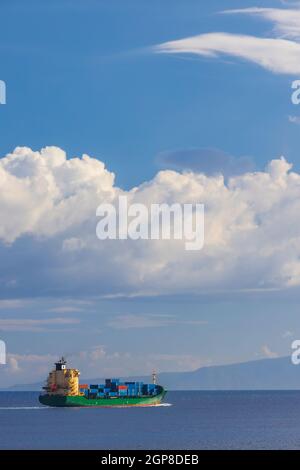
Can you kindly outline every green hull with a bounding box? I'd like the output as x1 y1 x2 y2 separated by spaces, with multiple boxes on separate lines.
39 386 166 407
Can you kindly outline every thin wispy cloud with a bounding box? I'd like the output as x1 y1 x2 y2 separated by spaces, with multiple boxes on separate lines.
223 7 300 41
107 314 207 329
155 32 300 75
288 115 300 124
47 306 84 314
0 300 27 310
154 4 300 76
283 330 294 338
0 318 80 332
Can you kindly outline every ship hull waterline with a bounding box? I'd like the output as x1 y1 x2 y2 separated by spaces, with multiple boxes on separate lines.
39 387 167 407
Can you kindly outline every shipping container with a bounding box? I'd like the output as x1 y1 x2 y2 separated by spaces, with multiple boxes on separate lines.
79 384 88 389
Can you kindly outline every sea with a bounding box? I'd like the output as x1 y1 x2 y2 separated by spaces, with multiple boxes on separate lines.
1 390 300 449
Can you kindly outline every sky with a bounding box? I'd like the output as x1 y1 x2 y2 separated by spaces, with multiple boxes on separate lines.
1 0 300 386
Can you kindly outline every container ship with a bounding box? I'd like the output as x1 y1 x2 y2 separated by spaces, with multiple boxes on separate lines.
39 357 166 407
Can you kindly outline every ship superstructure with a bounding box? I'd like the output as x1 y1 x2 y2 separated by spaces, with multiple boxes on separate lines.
43 357 80 396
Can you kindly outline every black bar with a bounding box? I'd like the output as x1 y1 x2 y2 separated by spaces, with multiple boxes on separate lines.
1 450 300 464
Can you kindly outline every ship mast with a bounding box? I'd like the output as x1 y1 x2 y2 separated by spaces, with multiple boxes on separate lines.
152 369 157 385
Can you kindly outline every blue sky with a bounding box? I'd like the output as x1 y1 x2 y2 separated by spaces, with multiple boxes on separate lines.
1 0 300 386
0 0 298 187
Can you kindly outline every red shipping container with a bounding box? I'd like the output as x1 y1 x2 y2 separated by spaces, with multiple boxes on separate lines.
79 384 88 389
118 385 128 390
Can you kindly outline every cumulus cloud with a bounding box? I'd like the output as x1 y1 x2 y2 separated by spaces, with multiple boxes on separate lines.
0 146 115 243
261 345 278 359
154 32 300 75
5 353 57 379
1 147 300 298
7 357 20 373
2 348 209 386
62 346 209 375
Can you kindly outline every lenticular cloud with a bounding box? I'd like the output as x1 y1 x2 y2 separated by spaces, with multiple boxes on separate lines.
0 146 300 297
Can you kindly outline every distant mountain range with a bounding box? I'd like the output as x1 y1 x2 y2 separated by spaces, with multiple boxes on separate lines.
2 356 300 391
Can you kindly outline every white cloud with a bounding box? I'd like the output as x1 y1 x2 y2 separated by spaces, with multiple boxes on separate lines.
0 300 26 309
2 348 210 386
154 32 300 75
107 314 207 329
0 146 115 243
288 115 300 124
7 357 20 373
223 7 300 41
2 147 300 297
75 346 209 375
5 353 57 377
89 345 107 361
261 345 278 358
47 305 84 313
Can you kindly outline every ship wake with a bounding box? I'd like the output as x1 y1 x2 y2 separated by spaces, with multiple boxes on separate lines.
0 406 46 410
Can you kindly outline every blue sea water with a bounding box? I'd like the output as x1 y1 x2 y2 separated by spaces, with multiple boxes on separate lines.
1 390 300 449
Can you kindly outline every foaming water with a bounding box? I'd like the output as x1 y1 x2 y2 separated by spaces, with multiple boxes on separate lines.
150 402 172 407
0 406 45 410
